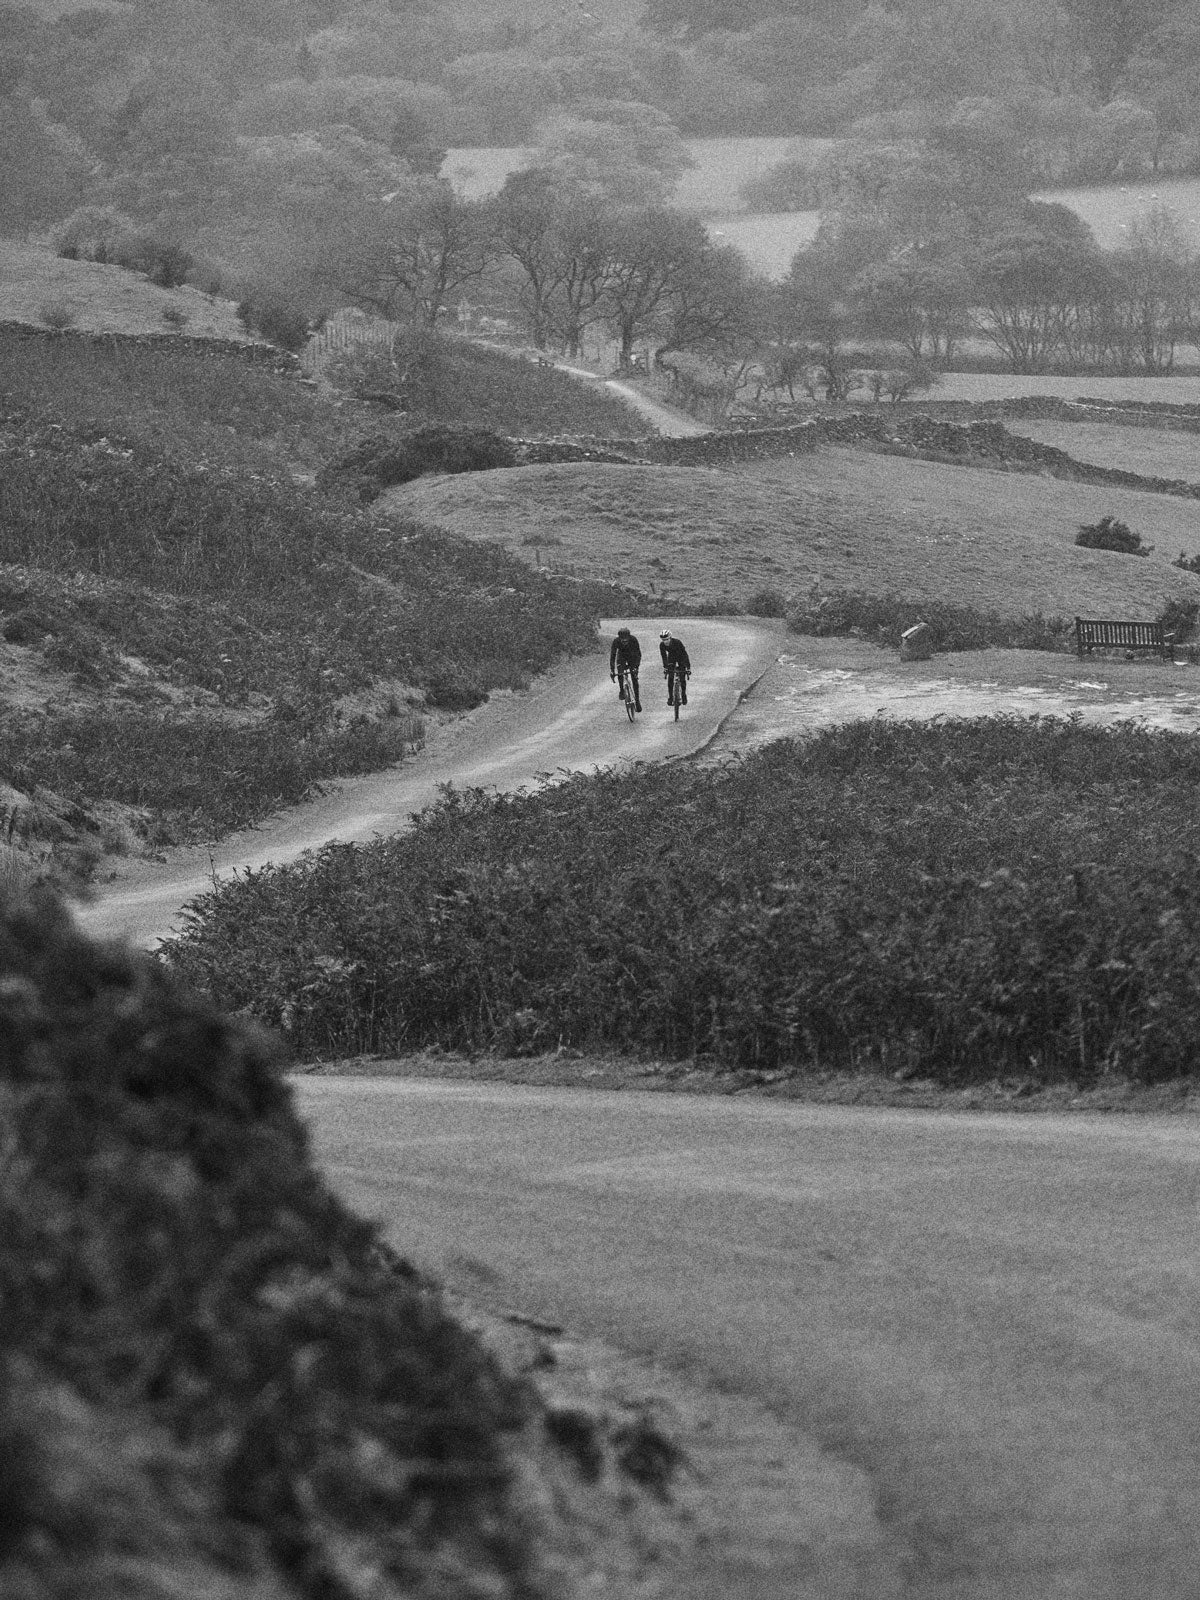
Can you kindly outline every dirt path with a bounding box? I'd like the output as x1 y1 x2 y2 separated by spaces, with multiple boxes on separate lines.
551 361 709 437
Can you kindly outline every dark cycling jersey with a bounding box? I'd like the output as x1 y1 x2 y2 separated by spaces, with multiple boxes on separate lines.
659 637 691 673
609 632 642 672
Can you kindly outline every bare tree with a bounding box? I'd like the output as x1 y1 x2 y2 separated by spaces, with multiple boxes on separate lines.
601 208 712 370
341 178 491 328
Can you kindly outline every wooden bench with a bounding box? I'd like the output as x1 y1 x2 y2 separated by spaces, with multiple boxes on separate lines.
1075 617 1172 659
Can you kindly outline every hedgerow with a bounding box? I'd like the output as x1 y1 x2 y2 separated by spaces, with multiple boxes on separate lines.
788 588 1074 652
0 894 535 1599
168 719 1200 1085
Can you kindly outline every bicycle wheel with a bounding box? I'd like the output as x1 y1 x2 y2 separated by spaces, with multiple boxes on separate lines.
672 674 681 720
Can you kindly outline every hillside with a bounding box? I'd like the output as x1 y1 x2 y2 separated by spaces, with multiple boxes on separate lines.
0 309 648 890
383 445 1200 621
0 238 251 339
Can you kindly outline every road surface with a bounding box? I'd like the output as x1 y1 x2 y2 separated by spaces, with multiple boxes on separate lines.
76 617 780 948
296 1078 1200 1600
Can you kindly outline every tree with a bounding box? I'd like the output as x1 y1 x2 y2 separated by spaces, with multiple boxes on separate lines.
855 255 972 365
443 50 564 144
600 208 713 369
341 179 491 328
1110 206 1199 372
973 207 1102 372
532 104 693 208
781 225 865 399
655 239 763 363
0 96 86 231
640 0 839 41
1126 4 1200 171
1059 0 1170 100
489 166 576 350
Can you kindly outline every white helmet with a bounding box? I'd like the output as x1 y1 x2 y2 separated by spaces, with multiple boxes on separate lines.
659 629 671 640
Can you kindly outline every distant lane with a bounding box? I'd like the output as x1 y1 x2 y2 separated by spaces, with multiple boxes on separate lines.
297 1078 1200 1600
76 617 780 948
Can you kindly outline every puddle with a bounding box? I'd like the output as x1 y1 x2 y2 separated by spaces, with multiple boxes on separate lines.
712 658 1200 757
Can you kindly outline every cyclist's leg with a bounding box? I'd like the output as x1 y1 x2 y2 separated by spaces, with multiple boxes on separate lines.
632 667 641 711
666 664 674 705
681 669 688 705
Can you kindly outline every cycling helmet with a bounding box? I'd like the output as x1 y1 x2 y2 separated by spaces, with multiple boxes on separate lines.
618 626 631 637
659 629 671 640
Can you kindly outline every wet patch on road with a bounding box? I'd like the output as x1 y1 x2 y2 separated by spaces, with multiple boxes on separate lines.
706 642 1200 758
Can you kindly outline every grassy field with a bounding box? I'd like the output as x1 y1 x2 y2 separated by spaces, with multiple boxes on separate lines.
930 372 1200 402
0 238 250 338
672 136 835 212
1006 418 1200 484
1038 177 1200 250
385 444 1200 619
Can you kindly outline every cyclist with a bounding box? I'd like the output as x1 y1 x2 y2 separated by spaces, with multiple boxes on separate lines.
659 628 691 707
609 626 642 712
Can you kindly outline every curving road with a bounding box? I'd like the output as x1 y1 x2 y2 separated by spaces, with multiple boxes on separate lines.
296 1077 1200 1600
75 617 780 948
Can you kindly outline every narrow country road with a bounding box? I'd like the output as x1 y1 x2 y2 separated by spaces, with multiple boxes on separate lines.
75 617 780 948
296 1078 1200 1600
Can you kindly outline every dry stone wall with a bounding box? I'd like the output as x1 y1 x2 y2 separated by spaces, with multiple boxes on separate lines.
515 406 1200 502
0 320 299 374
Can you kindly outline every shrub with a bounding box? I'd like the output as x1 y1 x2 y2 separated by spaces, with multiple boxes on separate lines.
165 719 1200 1086
1158 596 1200 642
51 204 143 265
236 295 312 352
424 664 487 711
1173 550 1200 575
321 328 653 439
143 242 193 290
0 894 534 1598
746 587 787 618
37 303 76 331
740 157 822 211
318 424 518 502
1075 515 1150 556
787 589 1073 653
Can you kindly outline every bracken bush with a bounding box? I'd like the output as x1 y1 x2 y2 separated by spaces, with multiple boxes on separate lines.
0 416 607 705
0 893 539 1599
787 588 1074 652
0 707 424 841
167 720 1200 1085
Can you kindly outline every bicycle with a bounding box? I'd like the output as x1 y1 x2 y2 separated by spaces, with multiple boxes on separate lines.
667 667 688 721
616 663 637 723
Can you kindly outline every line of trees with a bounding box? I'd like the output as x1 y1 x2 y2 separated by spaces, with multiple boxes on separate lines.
325 154 1200 399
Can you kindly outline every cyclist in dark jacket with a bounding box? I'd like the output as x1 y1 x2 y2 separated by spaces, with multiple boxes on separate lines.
659 629 691 706
609 626 642 712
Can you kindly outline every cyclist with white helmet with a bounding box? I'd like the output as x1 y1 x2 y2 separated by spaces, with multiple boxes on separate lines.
659 628 691 707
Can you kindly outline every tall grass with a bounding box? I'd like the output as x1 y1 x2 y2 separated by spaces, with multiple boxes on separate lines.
168 720 1200 1085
